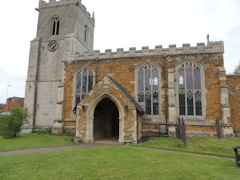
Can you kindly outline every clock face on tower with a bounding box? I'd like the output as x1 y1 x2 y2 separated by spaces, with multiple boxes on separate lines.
48 40 58 52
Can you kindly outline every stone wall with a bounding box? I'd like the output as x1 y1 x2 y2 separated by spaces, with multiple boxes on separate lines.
62 41 233 137
64 55 224 123
24 0 95 132
75 76 139 143
65 41 224 61
227 75 240 135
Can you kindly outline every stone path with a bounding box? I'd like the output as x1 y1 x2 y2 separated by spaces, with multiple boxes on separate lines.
0 143 235 161
0 144 103 157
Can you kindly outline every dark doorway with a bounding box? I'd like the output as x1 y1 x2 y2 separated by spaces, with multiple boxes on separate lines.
93 98 119 140
111 107 119 136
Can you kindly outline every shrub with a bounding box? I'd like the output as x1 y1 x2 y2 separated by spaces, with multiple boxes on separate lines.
0 116 3 135
0 103 30 139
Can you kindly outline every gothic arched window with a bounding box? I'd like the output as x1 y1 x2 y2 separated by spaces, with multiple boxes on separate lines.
74 67 94 108
52 17 60 36
177 60 204 116
136 62 161 115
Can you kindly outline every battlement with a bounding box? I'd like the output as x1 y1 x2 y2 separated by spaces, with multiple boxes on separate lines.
40 0 78 7
65 41 224 62
39 0 94 21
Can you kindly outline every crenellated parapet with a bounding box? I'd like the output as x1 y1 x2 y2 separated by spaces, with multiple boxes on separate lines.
39 0 94 21
65 41 224 61
39 0 78 8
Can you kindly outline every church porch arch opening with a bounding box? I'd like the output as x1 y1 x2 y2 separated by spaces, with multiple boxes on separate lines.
94 98 119 140
84 92 125 143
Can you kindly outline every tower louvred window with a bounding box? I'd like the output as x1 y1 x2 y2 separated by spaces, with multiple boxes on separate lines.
52 17 60 35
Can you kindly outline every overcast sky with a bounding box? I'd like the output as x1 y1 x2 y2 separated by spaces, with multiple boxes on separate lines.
0 0 239 104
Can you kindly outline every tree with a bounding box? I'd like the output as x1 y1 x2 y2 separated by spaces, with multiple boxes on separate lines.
233 61 240 75
0 103 30 138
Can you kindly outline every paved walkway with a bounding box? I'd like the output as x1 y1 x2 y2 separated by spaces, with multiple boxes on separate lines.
0 143 235 161
0 144 104 157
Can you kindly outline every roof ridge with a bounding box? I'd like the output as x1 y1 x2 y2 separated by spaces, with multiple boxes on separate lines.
108 76 144 114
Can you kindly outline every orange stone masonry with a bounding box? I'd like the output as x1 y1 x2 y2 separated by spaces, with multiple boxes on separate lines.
58 42 237 142
75 75 140 142
227 75 240 135
64 55 225 123
24 0 238 138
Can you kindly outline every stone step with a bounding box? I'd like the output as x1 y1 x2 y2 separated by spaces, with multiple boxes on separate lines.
94 137 120 145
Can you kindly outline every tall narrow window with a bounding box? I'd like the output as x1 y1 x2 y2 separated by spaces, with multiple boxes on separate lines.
56 20 60 35
75 68 94 107
84 25 87 42
137 63 160 115
177 61 203 116
52 17 60 36
52 21 56 36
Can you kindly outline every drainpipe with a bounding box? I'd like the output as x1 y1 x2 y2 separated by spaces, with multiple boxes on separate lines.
163 53 168 126
95 57 98 84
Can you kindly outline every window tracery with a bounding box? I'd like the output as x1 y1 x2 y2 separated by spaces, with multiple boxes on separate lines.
136 62 161 115
74 67 94 108
177 60 203 116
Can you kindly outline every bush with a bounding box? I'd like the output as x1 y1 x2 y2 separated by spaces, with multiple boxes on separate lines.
0 116 3 135
0 103 30 139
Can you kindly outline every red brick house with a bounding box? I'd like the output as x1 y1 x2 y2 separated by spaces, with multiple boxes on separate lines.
1 97 24 113
0 104 6 113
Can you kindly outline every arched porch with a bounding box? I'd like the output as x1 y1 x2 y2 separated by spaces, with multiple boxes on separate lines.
93 98 119 140
82 91 126 143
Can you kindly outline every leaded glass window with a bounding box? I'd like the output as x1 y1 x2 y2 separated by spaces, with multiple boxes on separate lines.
75 68 94 107
178 61 202 116
137 64 160 115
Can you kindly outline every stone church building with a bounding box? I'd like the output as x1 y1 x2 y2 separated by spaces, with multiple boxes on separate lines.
24 0 240 143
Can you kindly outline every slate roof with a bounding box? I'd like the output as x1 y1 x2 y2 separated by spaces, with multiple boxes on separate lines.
13 97 24 107
0 104 6 112
0 104 6 109
108 76 144 114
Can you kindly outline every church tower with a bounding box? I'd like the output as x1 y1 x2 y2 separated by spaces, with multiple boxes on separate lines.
23 0 95 132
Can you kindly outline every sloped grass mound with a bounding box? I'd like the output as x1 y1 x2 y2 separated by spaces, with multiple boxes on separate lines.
134 137 240 158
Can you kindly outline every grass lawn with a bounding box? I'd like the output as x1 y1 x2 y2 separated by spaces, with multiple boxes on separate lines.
0 133 75 152
134 137 240 158
0 146 239 179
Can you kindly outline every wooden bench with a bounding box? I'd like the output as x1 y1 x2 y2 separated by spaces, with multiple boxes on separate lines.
233 146 240 167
